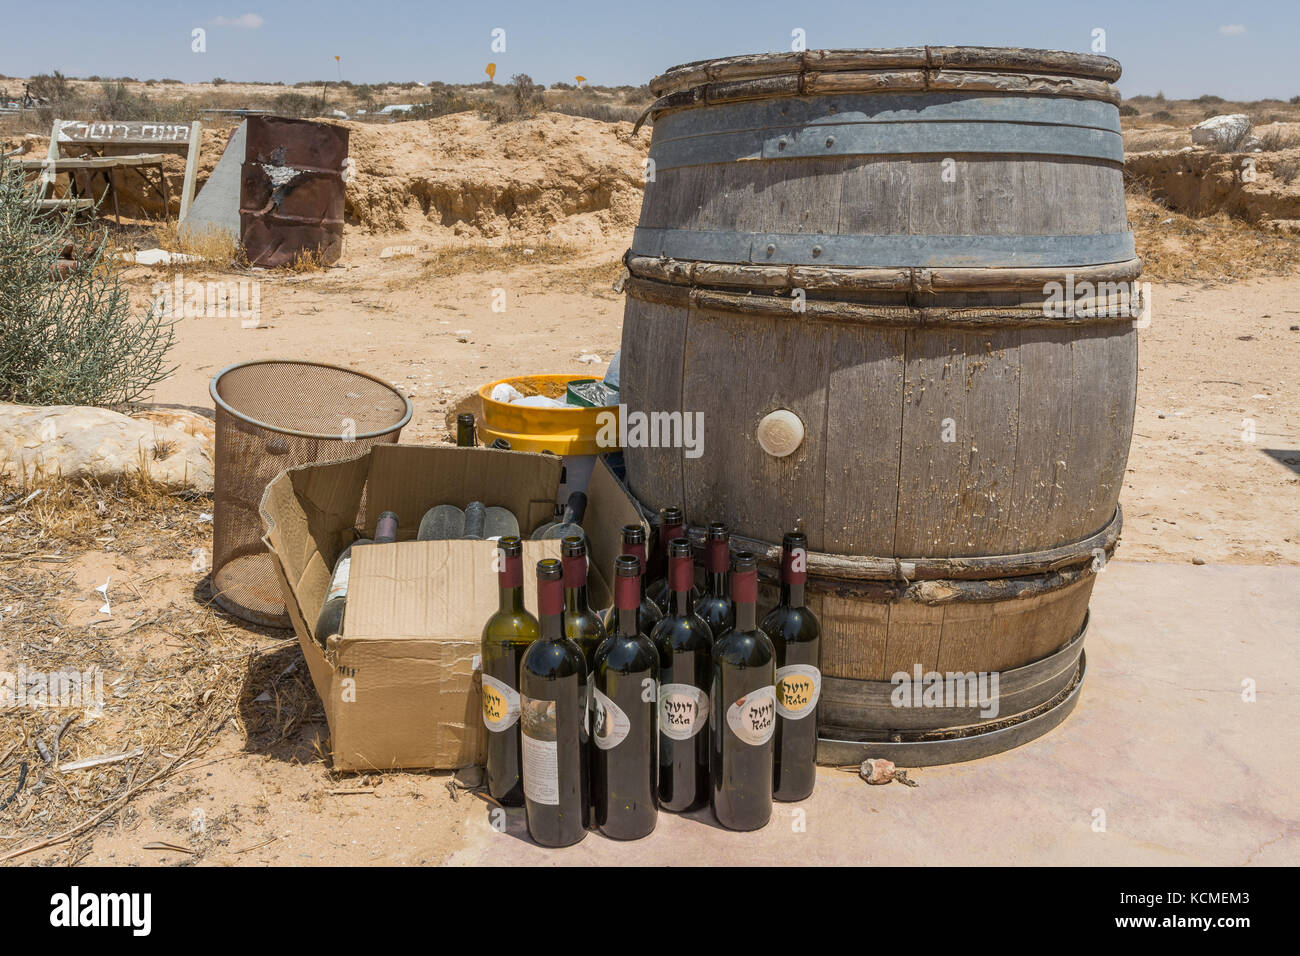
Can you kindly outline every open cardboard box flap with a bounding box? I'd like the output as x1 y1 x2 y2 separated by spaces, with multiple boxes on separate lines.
260 444 643 771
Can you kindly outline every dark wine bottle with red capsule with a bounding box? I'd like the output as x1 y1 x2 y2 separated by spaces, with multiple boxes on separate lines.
650 537 714 812
479 536 539 807
695 522 736 637
561 535 606 671
761 531 821 802
591 555 659 840
602 524 663 637
646 507 699 613
709 551 775 831
519 558 589 847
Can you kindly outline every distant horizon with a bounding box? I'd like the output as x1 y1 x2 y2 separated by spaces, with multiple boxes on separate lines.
1 0 1296 101
4 71 1298 105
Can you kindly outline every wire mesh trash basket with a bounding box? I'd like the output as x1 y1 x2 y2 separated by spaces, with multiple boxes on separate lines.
209 360 412 627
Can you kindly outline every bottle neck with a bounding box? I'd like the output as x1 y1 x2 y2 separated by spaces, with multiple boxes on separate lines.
499 585 526 613
735 599 757 632
562 553 590 614
498 556 525 612
780 581 805 607
538 578 564 641
669 554 694 616
706 570 727 598
565 584 590 614
617 605 640 638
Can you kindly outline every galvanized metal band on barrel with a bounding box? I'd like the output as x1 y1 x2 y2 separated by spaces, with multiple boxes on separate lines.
818 614 1087 734
632 227 1136 269
650 92 1125 169
668 505 1123 585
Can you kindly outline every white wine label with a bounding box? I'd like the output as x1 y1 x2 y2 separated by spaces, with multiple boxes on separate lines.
520 696 559 805
658 683 710 741
481 674 520 732
325 556 351 602
725 685 777 746
775 664 821 719
592 687 630 750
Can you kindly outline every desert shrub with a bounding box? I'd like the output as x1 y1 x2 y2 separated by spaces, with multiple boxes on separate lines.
271 92 316 117
1195 94 1226 105
1275 160 1300 184
1153 110 1174 122
490 73 543 121
1119 104 1139 116
0 156 176 406
1257 126 1300 151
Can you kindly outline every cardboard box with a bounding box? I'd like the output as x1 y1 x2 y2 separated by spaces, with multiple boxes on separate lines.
260 444 643 772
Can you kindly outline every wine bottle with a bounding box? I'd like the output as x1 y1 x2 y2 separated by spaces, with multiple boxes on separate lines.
462 501 487 539
710 551 776 831
695 522 735 637
591 555 659 840
562 534 607 670
762 531 821 802
316 510 398 646
602 524 663 636
650 537 714 812
646 506 699 613
457 412 476 447
519 558 590 847
531 491 588 541
480 536 540 807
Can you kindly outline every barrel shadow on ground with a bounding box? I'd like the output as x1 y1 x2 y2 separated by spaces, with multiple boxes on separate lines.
1262 449 1300 475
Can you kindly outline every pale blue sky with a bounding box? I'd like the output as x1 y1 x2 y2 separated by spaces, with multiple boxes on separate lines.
0 0 1293 100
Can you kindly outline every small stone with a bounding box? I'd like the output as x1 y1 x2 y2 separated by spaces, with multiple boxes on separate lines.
1192 556 1206 565
860 758 895 785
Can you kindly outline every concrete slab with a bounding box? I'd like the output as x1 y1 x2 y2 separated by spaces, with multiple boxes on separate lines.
178 120 245 242
445 561 1300 865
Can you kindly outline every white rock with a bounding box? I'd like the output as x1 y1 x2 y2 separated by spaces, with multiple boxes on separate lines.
0 404 214 492
1190 113 1251 149
576 353 601 364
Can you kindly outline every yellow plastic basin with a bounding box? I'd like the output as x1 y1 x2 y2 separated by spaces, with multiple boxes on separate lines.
478 374 620 456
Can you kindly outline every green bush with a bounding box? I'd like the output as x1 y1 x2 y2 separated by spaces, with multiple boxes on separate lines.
0 156 176 407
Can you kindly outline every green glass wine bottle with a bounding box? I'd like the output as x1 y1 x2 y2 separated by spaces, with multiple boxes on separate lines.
646 507 698 613
591 555 659 840
478 538 538 806
710 551 775 832
561 535 606 671
602 524 662 636
650 537 714 812
695 522 735 637
761 531 821 802
519 558 590 847
456 412 476 447
480 536 539 807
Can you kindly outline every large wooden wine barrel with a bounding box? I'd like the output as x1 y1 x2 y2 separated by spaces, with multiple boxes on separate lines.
619 48 1140 764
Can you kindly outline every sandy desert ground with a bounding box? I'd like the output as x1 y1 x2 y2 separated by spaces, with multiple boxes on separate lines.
1 106 1297 866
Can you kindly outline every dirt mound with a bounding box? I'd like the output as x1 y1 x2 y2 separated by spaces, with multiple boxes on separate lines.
1126 143 1300 230
343 113 648 243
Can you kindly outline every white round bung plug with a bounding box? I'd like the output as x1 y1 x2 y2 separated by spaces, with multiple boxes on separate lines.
756 409 804 457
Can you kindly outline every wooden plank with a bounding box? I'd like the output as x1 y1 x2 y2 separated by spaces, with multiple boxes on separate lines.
822 323 905 554
893 329 965 556
179 121 202 222
879 600 943 678
619 297 688 513
680 303 831 549
56 119 193 145
1006 326 1074 553
815 592 888 680
18 154 166 170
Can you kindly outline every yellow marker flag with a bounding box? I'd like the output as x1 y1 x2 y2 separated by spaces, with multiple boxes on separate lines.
575 75 586 85
485 62 496 82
